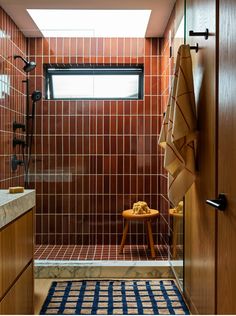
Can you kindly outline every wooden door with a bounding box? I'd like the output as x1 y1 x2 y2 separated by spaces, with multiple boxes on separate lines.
184 0 217 313
217 0 236 313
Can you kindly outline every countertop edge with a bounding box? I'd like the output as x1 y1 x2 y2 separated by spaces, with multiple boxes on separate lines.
0 190 36 229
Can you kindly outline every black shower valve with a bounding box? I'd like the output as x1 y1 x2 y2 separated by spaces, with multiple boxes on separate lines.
13 137 26 148
13 121 26 132
11 154 25 171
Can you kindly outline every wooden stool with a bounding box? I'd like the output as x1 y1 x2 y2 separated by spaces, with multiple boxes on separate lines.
169 209 183 259
119 209 159 258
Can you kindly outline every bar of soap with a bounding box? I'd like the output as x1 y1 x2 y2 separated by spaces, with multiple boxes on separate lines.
9 186 24 194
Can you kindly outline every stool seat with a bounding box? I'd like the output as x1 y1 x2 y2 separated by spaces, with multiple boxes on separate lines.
169 208 183 218
120 209 159 258
122 209 159 220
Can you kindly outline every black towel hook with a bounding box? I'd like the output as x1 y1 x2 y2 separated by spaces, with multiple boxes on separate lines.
189 28 209 40
190 43 199 53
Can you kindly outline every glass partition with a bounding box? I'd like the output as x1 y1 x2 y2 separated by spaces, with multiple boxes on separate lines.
169 0 186 289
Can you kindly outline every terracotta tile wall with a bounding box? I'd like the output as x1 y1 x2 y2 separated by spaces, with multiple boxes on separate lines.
0 7 27 189
28 37 169 245
0 4 180 248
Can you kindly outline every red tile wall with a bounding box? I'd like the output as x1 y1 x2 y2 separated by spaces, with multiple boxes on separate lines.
0 8 27 189
28 37 168 245
0 4 181 248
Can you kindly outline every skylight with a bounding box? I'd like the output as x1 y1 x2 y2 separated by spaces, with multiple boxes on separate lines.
27 9 151 38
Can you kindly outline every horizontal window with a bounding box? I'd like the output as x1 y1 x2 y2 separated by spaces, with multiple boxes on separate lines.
45 66 143 100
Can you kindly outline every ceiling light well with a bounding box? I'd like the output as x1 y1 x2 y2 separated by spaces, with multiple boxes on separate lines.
27 9 152 38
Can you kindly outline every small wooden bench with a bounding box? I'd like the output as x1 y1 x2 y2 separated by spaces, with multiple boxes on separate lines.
169 209 183 259
119 209 159 258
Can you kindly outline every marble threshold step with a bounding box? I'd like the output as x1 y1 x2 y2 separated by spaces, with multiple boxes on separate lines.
34 260 173 279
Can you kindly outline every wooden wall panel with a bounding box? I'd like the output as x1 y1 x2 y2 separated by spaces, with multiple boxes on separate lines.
184 0 217 314
217 0 236 313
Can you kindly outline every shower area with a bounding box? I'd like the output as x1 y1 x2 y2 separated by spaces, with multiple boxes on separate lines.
31 6 185 280
0 0 185 285
32 36 170 261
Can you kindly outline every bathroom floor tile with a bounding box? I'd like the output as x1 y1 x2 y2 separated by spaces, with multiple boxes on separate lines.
34 244 170 261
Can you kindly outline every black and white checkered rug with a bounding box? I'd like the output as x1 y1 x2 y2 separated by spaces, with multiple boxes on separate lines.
40 280 189 315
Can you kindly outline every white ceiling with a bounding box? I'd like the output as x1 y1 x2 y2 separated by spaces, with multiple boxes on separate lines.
0 0 175 38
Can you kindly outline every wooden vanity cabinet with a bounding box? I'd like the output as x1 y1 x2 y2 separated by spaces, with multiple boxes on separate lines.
0 210 34 315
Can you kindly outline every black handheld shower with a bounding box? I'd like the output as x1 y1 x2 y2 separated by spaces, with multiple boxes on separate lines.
14 55 36 73
29 90 42 142
25 90 42 188
31 90 42 102
31 90 42 118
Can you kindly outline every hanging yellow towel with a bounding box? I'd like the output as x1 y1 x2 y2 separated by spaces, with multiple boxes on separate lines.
159 45 197 206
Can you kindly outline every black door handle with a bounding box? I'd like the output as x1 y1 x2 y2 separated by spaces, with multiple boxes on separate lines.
206 194 227 211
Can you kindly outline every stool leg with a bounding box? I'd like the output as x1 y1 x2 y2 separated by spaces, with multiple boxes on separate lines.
145 224 151 249
147 221 156 258
172 217 178 259
119 221 129 254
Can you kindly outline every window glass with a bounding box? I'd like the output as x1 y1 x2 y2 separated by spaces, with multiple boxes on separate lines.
46 67 143 100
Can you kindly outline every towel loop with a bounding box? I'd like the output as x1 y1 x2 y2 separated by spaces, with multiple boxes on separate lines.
190 43 199 53
189 28 209 40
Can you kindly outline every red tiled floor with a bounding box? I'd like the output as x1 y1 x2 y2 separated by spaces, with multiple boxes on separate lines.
34 244 169 261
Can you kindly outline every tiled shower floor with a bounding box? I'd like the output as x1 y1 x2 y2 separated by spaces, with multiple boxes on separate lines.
34 244 169 261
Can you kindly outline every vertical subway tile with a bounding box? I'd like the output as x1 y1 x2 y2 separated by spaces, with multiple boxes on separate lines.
0 8 25 191
10 17 172 246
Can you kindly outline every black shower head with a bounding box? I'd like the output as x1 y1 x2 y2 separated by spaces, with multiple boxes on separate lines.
24 61 36 72
31 90 42 102
14 55 36 73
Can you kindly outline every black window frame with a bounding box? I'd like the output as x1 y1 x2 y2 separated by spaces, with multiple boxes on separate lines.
45 65 144 100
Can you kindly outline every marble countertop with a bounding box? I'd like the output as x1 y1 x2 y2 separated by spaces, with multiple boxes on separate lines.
0 189 35 229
